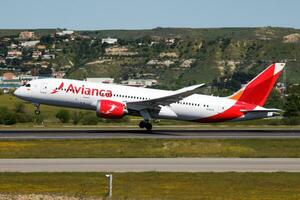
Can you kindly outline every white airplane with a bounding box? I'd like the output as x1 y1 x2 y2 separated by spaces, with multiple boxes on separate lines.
14 63 285 131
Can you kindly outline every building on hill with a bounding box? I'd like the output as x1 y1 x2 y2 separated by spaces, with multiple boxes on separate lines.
86 78 114 84
52 71 65 78
21 40 40 48
42 54 55 60
150 41 159 46
147 59 175 67
56 30 74 36
1 38 11 42
159 52 178 58
32 51 42 59
105 46 138 56
8 43 18 49
121 79 158 87
19 31 35 40
102 37 118 44
19 75 39 81
0 73 39 89
0 58 6 65
165 38 175 45
36 44 47 50
180 59 196 68
2 72 15 80
79 35 92 40
6 50 22 59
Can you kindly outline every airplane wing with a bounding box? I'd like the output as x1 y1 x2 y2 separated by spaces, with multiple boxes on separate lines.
126 83 205 110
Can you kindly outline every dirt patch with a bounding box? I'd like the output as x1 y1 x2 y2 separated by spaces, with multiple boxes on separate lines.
283 33 300 43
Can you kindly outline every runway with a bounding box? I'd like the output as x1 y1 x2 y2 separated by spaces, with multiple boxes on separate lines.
0 129 300 139
1 158 300 172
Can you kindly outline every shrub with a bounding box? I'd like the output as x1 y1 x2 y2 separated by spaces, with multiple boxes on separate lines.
282 117 300 125
0 107 17 125
81 112 98 125
55 110 70 123
3 113 17 125
15 112 33 123
14 102 25 113
71 111 83 125
33 114 44 125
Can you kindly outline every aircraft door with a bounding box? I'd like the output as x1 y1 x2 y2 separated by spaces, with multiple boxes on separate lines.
40 81 48 94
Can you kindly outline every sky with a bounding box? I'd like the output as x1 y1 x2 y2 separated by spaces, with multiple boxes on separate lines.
1 0 299 30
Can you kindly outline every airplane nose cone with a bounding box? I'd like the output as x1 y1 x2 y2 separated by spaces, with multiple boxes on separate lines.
14 88 21 97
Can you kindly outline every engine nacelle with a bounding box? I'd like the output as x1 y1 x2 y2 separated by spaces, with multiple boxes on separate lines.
96 100 127 119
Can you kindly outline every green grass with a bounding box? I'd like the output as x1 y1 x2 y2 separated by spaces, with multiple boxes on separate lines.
1 139 300 158
0 94 77 122
1 172 300 199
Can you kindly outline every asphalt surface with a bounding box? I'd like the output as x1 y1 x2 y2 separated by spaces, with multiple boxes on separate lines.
1 158 300 172
0 129 300 139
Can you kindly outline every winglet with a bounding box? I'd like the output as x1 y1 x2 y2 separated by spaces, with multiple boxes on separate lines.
175 83 205 93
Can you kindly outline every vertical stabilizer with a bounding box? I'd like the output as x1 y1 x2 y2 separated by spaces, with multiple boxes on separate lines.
229 63 285 106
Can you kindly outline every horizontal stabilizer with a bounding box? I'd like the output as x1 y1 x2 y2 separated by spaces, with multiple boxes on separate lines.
240 108 283 113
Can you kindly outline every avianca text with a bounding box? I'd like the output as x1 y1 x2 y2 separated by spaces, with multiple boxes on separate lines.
62 83 112 97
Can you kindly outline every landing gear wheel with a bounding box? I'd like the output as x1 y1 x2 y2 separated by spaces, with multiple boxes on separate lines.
139 121 146 128
34 110 40 115
145 123 152 132
139 120 152 132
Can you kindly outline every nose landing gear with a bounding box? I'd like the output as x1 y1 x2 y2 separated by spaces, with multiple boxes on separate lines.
34 104 40 115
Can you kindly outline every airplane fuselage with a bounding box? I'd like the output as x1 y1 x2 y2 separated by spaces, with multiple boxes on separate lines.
14 63 285 129
14 78 272 123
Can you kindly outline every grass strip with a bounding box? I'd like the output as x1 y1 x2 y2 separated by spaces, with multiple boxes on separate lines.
1 138 300 158
0 172 300 199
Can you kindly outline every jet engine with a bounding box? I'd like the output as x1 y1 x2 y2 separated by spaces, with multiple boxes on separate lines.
96 100 127 119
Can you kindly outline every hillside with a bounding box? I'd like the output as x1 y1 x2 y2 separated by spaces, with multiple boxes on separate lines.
75 27 300 92
1 27 300 93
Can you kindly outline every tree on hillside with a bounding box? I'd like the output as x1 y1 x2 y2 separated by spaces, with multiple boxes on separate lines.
284 93 300 117
264 90 284 109
282 85 300 125
40 35 55 45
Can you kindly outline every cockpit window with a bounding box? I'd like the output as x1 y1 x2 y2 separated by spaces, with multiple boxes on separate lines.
25 84 31 87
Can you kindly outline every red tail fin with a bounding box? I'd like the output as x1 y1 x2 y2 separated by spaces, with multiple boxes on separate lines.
229 63 285 106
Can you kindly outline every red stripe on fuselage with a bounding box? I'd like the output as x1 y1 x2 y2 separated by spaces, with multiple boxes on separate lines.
199 101 256 123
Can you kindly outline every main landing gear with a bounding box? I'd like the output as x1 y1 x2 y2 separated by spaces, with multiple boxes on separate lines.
139 120 152 132
34 104 40 115
139 109 153 132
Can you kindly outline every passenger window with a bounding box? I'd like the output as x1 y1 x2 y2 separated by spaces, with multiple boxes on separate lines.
25 84 31 87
